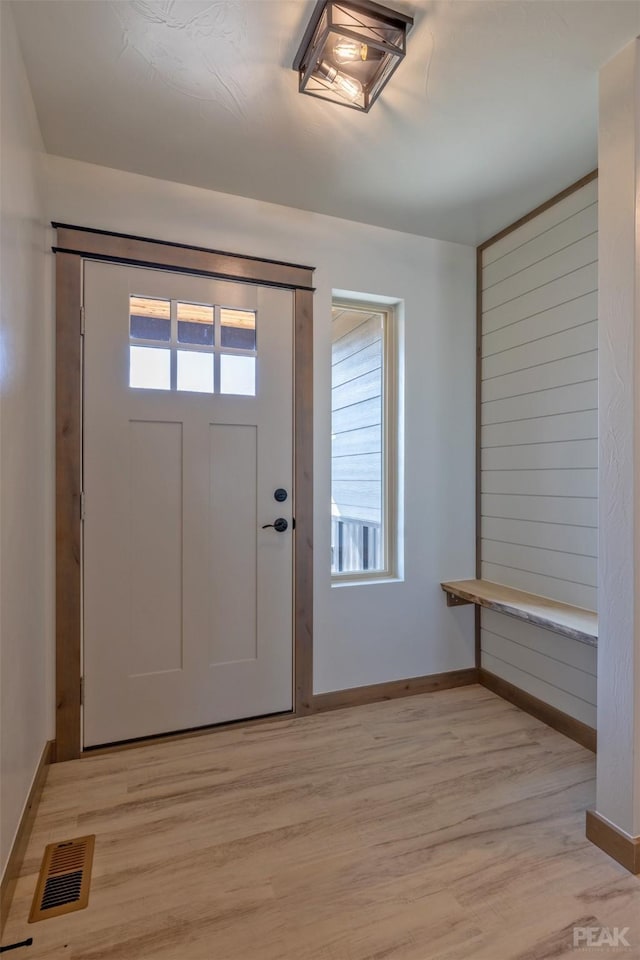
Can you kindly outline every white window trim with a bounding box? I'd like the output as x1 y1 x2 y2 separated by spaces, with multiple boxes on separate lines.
331 297 398 585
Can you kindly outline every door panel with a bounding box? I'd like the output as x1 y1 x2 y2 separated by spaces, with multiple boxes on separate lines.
128 419 184 677
83 262 293 746
209 424 257 665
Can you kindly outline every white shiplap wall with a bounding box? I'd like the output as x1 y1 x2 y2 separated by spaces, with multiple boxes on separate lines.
480 178 598 728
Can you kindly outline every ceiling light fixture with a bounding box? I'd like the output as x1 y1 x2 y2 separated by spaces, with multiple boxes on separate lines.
293 0 413 113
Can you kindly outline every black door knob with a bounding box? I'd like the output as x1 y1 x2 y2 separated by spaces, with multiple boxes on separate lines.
262 518 288 533
274 488 288 502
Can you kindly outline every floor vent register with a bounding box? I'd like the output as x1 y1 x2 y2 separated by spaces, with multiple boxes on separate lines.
29 835 95 922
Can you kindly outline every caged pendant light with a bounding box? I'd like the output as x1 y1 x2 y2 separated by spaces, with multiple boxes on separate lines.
293 0 413 112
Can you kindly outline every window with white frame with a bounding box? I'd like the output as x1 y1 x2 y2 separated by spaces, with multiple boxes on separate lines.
128 295 257 396
331 299 396 580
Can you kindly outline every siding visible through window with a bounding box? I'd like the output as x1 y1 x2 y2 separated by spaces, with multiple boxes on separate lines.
331 301 393 579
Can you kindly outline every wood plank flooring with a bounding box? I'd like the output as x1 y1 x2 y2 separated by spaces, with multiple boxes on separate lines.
2 686 639 959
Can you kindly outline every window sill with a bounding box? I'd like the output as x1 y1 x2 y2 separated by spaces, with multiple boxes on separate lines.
331 575 403 588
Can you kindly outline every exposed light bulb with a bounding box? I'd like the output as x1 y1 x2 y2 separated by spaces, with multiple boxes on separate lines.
333 38 368 63
316 60 363 103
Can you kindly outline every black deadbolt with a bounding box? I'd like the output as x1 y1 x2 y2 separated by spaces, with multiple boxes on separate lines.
262 518 288 533
274 488 288 503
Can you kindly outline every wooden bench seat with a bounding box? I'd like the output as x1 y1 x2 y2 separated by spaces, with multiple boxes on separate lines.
440 579 597 646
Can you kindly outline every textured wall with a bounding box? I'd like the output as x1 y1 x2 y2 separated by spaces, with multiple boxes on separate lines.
596 38 640 838
0 3 54 878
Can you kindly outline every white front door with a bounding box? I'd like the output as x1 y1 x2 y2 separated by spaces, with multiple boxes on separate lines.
82 261 293 746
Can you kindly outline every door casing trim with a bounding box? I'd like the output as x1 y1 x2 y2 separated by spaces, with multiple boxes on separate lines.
55 226 315 761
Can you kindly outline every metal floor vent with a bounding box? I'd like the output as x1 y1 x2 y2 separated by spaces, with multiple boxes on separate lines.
29 835 95 923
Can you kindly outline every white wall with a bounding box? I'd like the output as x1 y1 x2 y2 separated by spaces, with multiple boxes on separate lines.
596 38 640 839
0 3 54 878
479 179 599 728
43 154 477 696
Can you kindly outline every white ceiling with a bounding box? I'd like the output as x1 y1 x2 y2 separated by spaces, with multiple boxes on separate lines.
11 0 640 245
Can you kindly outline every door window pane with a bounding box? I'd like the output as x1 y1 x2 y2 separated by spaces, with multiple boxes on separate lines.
130 296 171 341
221 308 256 350
177 351 214 394
220 355 256 396
130 346 171 390
128 297 258 396
177 302 214 346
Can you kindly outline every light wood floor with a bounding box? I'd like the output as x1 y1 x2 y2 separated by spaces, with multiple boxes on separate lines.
2 686 639 959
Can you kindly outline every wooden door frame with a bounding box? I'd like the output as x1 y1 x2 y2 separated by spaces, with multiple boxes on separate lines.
54 224 315 762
